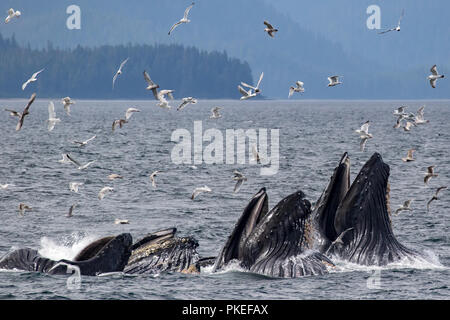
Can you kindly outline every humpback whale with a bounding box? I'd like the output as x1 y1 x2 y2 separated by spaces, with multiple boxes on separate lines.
212 188 334 277
0 233 132 276
313 152 418 265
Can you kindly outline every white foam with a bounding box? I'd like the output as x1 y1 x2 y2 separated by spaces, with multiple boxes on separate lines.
38 233 100 261
201 259 246 275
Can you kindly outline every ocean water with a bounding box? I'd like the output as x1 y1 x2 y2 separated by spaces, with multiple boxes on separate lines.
0 99 448 300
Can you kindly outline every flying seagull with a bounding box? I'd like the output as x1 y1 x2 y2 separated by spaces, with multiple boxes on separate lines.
251 145 262 164
393 106 408 117
0 184 14 190
238 85 257 100
168 2 195 35
401 149 415 162
414 106 429 125
150 171 159 188
241 72 264 95
18 203 32 216
59 153 96 170
403 121 414 132
427 186 447 212
191 185 212 200
355 120 373 151
47 101 61 131
395 200 413 215
327 76 342 87
73 135 96 147
98 187 114 200
125 108 140 120
143 70 160 98
424 166 438 185
112 119 128 131
5 8 21 24
427 65 444 88
69 182 84 193
233 170 247 193
177 97 197 111
156 90 175 109
62 97 75 116
22 69 44 91
324 228 354 255
378 9 404 34
112 58 129 89
210 107 222 119
15 93 37 131
263 21 278 37
288 81 305 98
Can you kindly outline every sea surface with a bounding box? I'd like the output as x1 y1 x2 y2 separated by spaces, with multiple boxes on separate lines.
0 99 448 300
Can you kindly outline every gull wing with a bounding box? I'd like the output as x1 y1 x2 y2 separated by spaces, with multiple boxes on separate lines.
264 21 274 29
435 186 447 197
31 69 44 79
296 81 304 88
427 166 435 174
48 101 56 119
85 135 96 144
184 2 195 19
256 72 264 89
397 9 405 27
360 137 368 151
429 78 436 88
378 28 394 34
234 179 244 193
168 21 182 35
288 87 294 98
143 70 154 85
66 154 81 167
360 121 370 134
241 82 256 90
119 58 129 71
238 85 249 97
112 73 119 89
430 65 438 76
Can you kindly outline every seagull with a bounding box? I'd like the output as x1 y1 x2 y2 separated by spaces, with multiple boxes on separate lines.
59 153 96 170
427 186 447 212
98 187 114 200
403 121 414 132
263 21 278 37
115 219 130 225
18 203 32 216
22 69 44 90
168 2 195 35
393 106 408 117
395 200 413 215
177 97 197 111
428 65 444 88
73 135 96 147
69 182 84 193
112 58 129 89
125 108 140 120
393 116 405 129
61 97 75 116
324 228 354 255
0 184 14 190
424 166 438 185
191 185 212 200
47 101 61 131
401 149 415 162
355 121 373 151
150 171 159 188
143 70 160 98
327 76 342 87
251 145 262 164
77 160 96 170
288 81 305 98
414 106 429 125
5 8 21 24
238 85 257 100
108 174 123 180
112 119 128 131
15 93 37 131
67 204 77 217
233 170 247 193
241 72 264 95
156 90 175 109
210 107 222 119
4 108 21 117
378 9 404 34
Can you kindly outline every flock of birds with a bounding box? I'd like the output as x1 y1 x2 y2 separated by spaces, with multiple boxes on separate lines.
1 5 448 221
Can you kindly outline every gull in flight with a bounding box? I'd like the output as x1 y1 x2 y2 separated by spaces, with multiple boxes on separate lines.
59 153 96 170
327 76 342 87
143 70 160 97
125 108 140 120
98 187 114 200
115 219 130 225
263 21 278 38
18 203 32 216
238 85 257 100
424 166 438 185
150 171 159 188
191 185 212 200
69 182 84 193
233 170 247 193
112 58 129 89
414 106 429 125
428 65 444 88
62 97 75 116
73 135 96 147
393 106 408 117
288 81 305 98
177 97 197 111
0 183 14 190
67 204 77 217
355 120 373 151
210 107 222 119
112 119 128 131
47 101 61 131
4 108 21 117
401 149 415 162
16 93 37 131
393 116 405 129
251 145 262 164
403 121 415 132
241 72 264 95
378 9 404 34
168 2 195 35
22 69 44 90
5 8 21 24
108 174 123 180
324 228 354 255
395 200 413 215
427 186 447 212
157 90 175 109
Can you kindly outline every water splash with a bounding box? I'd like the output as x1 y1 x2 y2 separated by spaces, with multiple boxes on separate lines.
38 232 100 261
